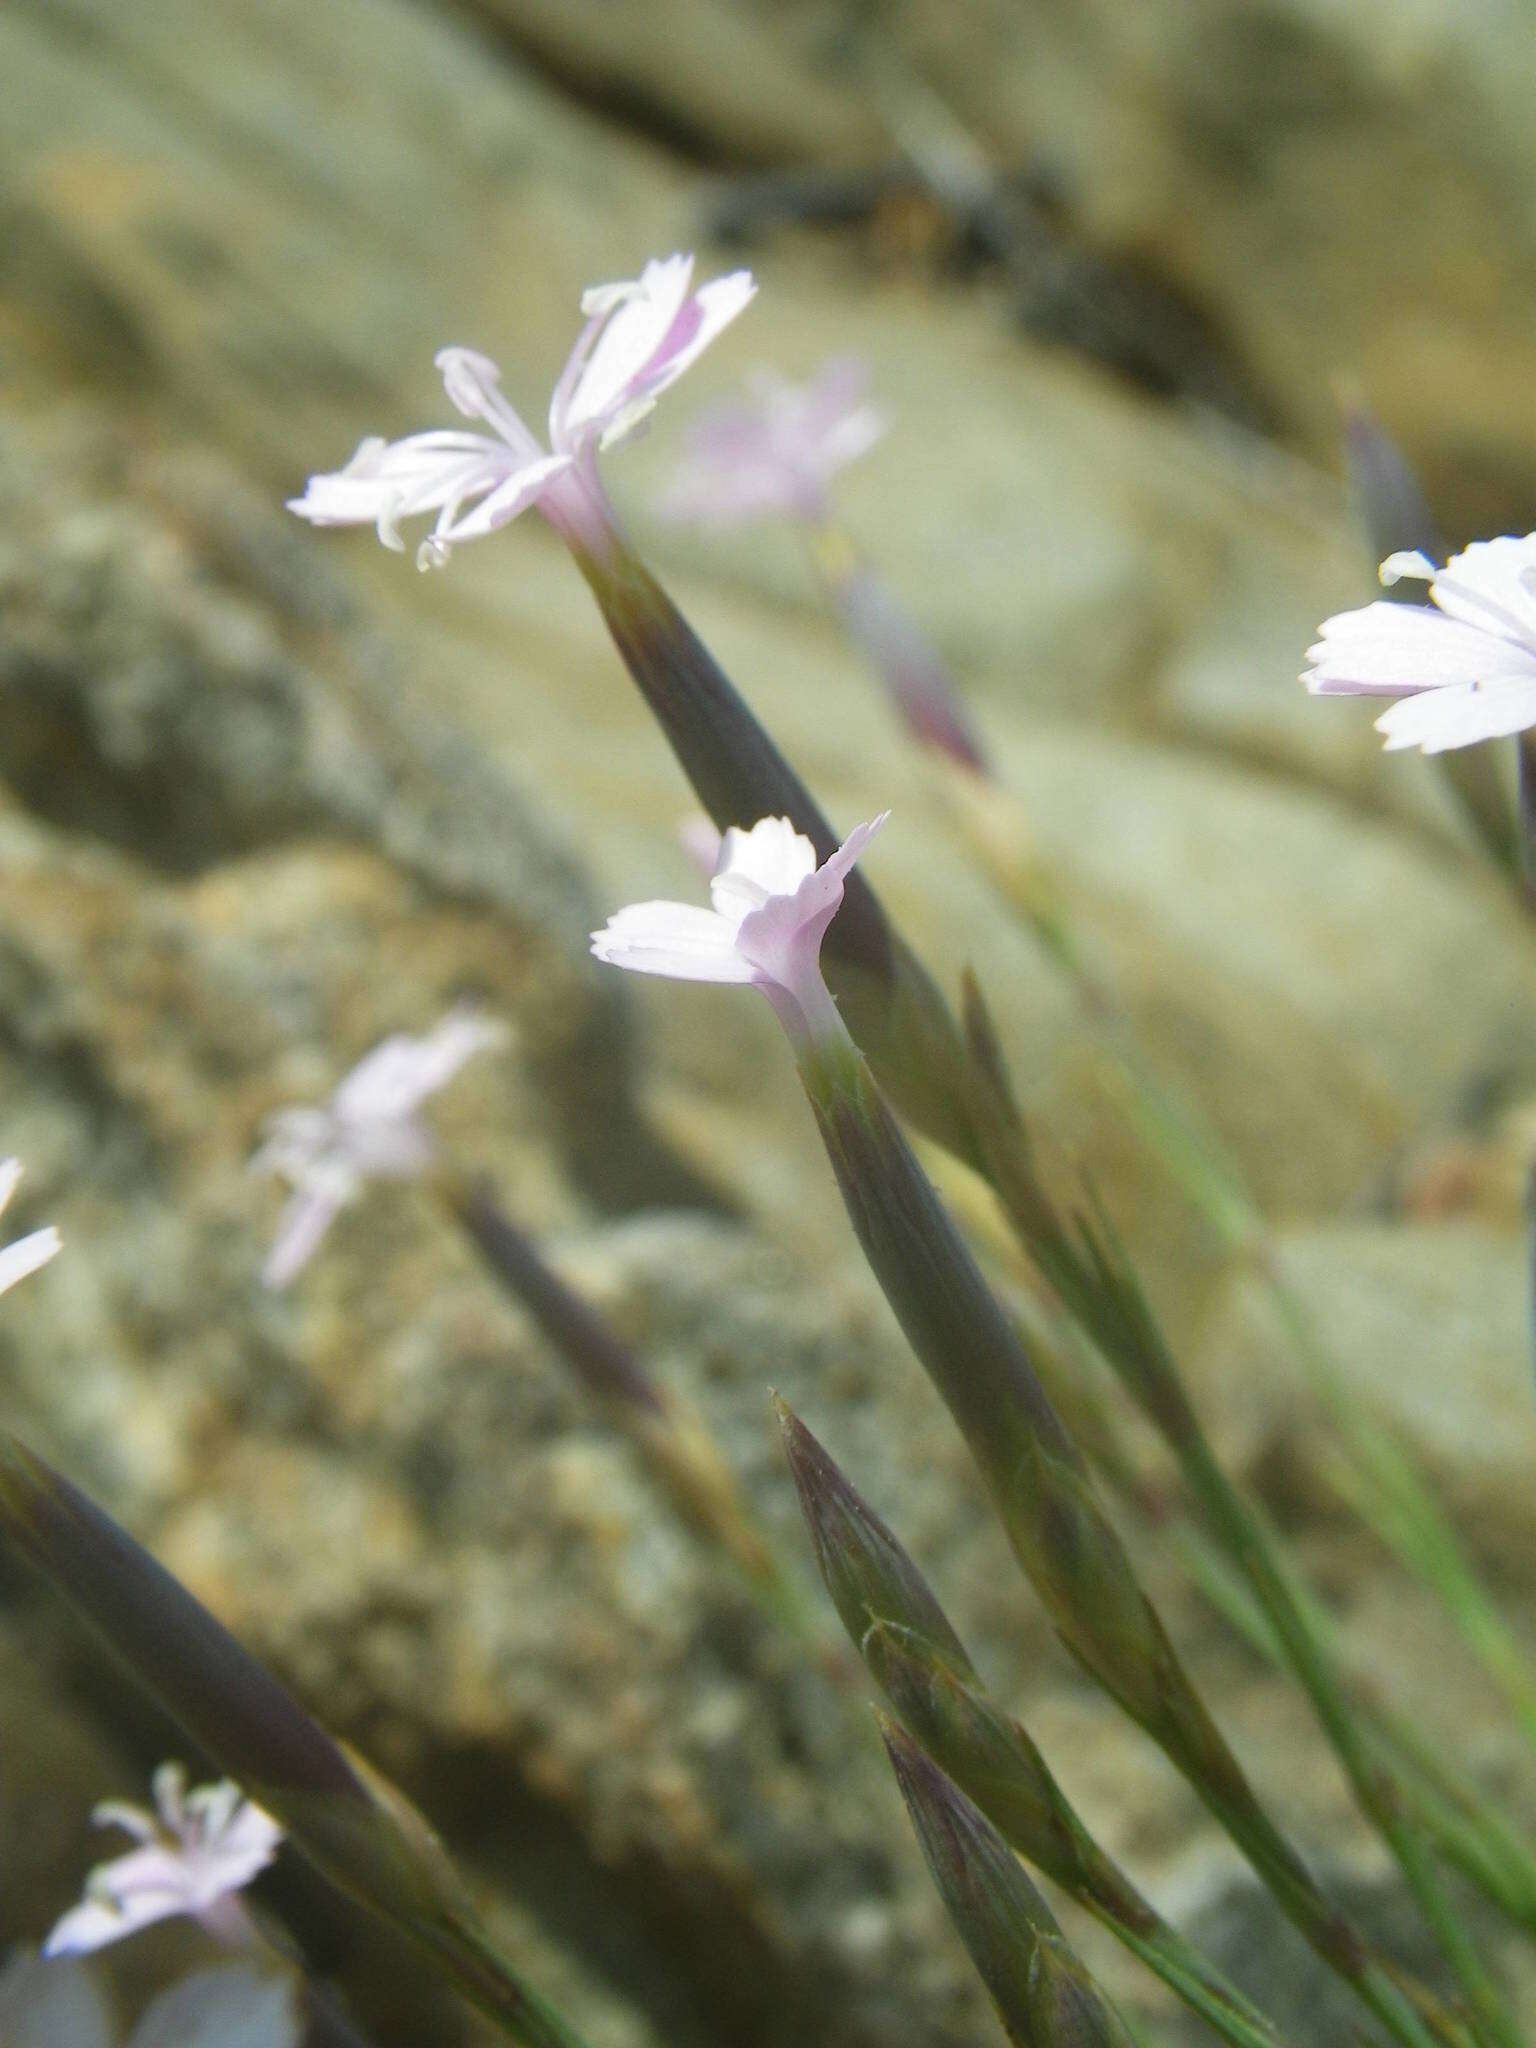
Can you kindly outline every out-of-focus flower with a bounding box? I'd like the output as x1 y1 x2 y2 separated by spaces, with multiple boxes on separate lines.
0 1951 299 2048
658 357 887 527
1303 536 1536 753
43 1765 282 1958
252 1007 507 1287
0 1159 59 1299
591 813 885 1045
662 361 988 772
288 255 755 568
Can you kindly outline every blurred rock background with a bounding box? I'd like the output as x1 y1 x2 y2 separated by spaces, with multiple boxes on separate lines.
4 0 1536 2042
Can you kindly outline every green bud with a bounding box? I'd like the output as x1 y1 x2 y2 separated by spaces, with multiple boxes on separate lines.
775 1398 975 1675
880 1716 1135 2048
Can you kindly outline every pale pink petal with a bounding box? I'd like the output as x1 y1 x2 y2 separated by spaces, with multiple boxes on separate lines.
44 1893 179 1957
261 1183 348 1289
332 1010 503 1122
287 433 515 551
734 814 887 989
645 270 758 396
400 1008 510 1096
661 355 880 526
1303 602 1525 696
152 1763 190 1832
559 256 697 440
554 257 756 451
330 1037 430 1123
1376 675 1536 753
590 901 757 981
710 817 817 920
431 451 573 546
44 1844 194 1957
196 1804 284 1891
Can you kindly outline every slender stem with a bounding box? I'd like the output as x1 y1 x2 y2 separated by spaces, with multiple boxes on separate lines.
439 1171 813 1628
1182 1524 1536 1936
975 998 1515 2037
1173 1418 1521 2048
798 1037 1461 2048
1518 731 1536 895
417 1917 600 2048
999 834 1536 1766
1262 1266 1536 1759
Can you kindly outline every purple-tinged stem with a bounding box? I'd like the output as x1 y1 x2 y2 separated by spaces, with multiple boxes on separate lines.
442 1173 791 1605
809 525 990 776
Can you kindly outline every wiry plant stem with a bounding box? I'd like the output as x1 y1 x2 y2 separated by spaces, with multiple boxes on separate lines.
440 1170 807 1626
792 1031 1459 2048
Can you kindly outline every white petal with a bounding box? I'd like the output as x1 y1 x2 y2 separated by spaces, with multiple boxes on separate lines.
43 1896 156 1958
1303 601 1525 695
0 1156 23 1220
1428 534 1536 643
711 817 817 914
1378 549 1437 585
153 1762 190 1831
44 1848 190 1957
287 434 511 543
1376 675 1536 753
590 901 756 982
0 1226 60 1297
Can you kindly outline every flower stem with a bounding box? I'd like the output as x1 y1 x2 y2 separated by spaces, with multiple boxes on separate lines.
792 1038 1462 2048
440 1170 810 1626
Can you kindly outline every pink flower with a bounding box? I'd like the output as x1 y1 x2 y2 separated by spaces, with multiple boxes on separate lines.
43 1764 282 1958
1303 536 1536 753
658 357 887 527
0 1159 59 1300
591 813 887 1045
252 1006 506 1287
288 255 755 569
